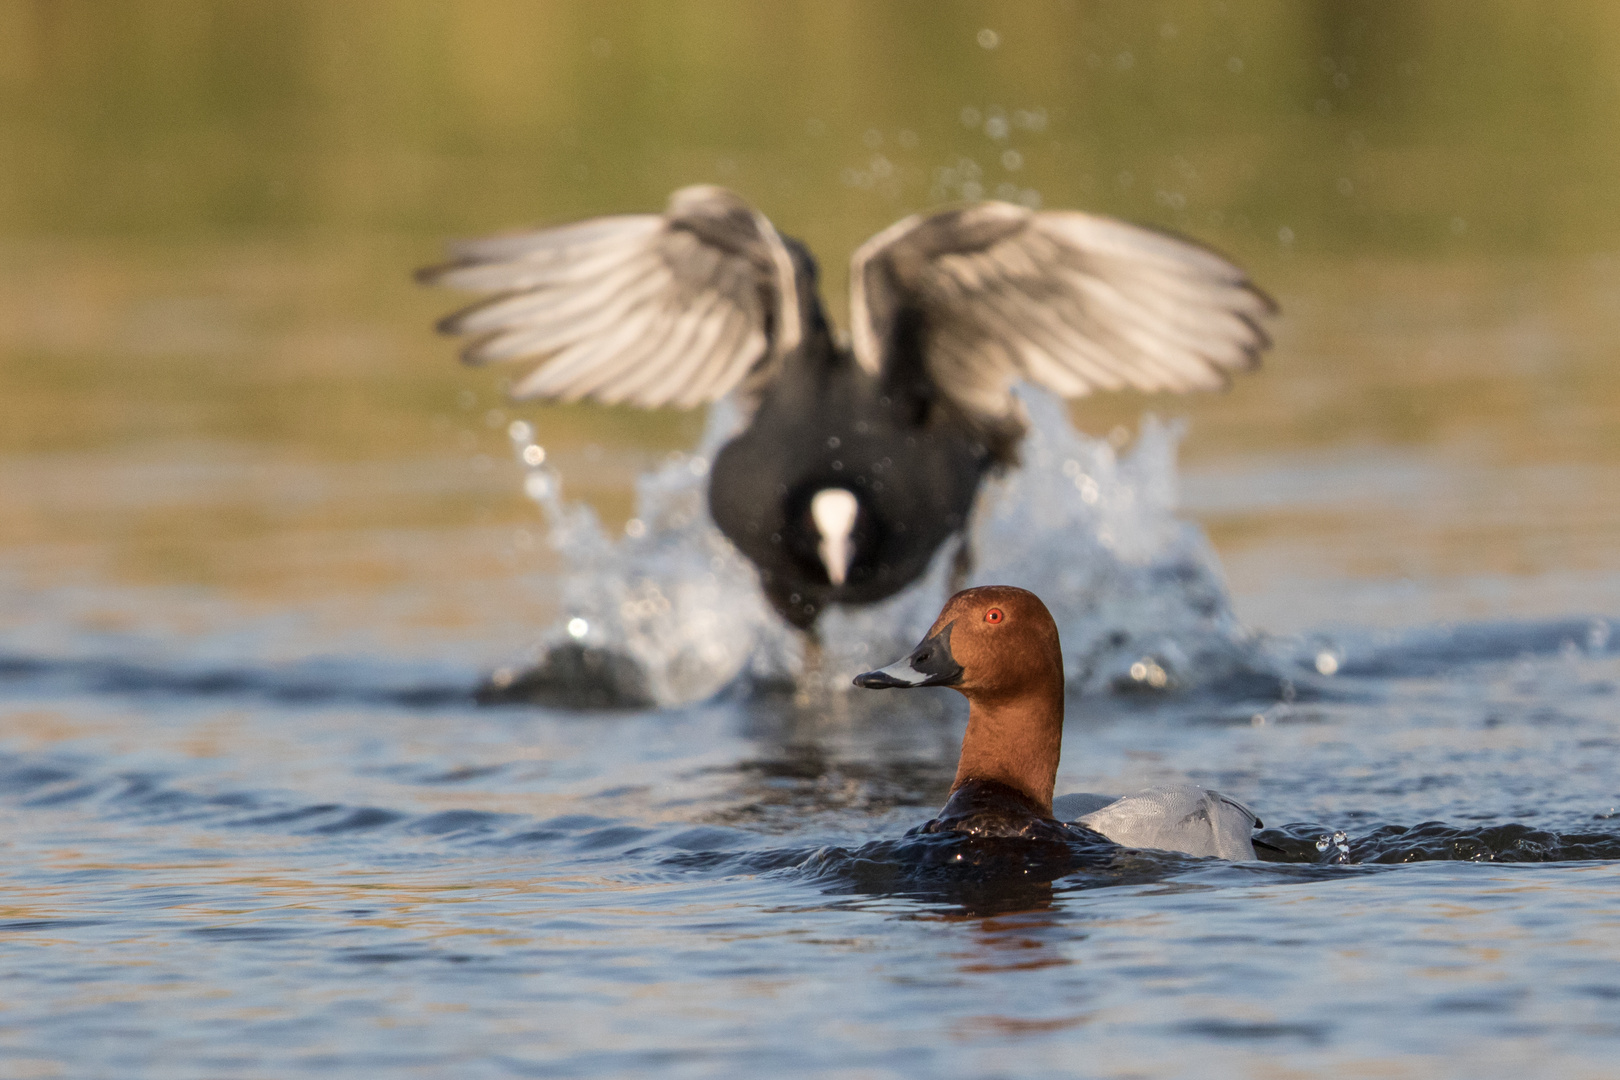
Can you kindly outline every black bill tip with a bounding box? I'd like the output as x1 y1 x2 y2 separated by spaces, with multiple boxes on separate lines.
853 669 913 689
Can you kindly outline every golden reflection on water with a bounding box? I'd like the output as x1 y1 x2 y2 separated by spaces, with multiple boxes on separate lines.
1 1 1618 625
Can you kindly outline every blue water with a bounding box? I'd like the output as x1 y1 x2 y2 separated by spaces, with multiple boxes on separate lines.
2 588 1618 1078
1 404 1618 1080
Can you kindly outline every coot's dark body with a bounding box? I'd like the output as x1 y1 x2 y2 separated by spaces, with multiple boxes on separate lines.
708 306 995 628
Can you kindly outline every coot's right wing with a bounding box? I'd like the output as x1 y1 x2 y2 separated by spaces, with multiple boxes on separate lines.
848 201 1273 427
419 185 802 409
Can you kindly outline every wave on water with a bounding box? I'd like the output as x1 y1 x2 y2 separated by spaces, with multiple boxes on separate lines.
0 607 1608 712
495 387 1270 708
4 751 1618 922
1254 819 1620 865
0 652 477 710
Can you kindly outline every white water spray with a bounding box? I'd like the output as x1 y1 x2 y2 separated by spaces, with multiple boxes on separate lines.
505 387 1264 707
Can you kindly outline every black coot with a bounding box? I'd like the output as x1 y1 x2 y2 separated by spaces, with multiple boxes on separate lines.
421 186 1272 632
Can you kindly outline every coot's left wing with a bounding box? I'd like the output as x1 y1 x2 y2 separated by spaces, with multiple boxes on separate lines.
418 185 802 410
848 201 1273 429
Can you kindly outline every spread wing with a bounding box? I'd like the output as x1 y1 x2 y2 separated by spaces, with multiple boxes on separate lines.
849 201 1273 425
418 185 802 409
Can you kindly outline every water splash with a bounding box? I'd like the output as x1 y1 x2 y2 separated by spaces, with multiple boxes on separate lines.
960 389 1260 693
1315 830 1352 864
503 387 1268 707
503 403 793 706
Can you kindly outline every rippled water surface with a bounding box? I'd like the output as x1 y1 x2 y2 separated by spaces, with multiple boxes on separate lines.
2 621 1619 1079
5 4 1620 1078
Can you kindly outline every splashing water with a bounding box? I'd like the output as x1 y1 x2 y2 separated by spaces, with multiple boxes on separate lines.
504 403 793 705
960 389 1262 693
504 387 1269 706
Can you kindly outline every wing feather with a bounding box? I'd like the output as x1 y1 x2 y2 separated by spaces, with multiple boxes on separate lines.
627 294 738 407
509 304 667 401
421 186 799 409
670 308 750 408
604 290 727 406
457 261 673 365
848 201 1272 424
443 251 664 338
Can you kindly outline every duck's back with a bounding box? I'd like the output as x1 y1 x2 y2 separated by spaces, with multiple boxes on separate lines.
1056 786 1260 861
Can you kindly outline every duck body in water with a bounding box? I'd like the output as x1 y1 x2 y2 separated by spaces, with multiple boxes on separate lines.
422 187 1272 633
855 585 1261 859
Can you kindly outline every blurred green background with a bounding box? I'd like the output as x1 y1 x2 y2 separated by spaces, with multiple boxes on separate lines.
1 0 1617 631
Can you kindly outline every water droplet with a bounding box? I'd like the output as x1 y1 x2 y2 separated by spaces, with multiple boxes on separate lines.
1001 149 1024 171
1314 831 1351 862
567 618 589 639
624 518 646 539
522 444 546 467
984 115 1010 140
507 420 533 443
1129 658 1168 688
1278 226 1295 245
1227 56 1244 74
977 28 1000 49
1315 651 1340 676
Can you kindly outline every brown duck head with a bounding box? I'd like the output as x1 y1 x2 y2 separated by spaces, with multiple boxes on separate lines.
854 585 1065 815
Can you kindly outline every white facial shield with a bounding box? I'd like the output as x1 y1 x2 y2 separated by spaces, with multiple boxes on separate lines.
810 488 858 586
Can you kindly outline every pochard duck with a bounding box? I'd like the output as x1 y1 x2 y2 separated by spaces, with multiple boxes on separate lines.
855 585 1260 860
422 187 1272 632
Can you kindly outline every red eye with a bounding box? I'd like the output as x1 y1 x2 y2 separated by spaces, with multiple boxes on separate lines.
985 608 1004 624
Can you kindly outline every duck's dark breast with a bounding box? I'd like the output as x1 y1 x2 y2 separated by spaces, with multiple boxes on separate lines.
708 355 991 628
915 779 1094 842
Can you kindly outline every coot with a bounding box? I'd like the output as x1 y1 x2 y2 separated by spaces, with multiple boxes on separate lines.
422 187 1272 631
